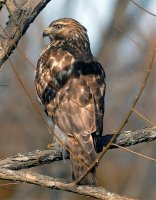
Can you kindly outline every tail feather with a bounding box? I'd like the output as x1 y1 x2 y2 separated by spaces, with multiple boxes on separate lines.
71 156 97 185
69 136 97 186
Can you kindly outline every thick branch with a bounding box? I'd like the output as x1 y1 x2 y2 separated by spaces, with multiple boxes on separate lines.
6 0 17 14
0 0 52 68
95 125 156 152
0 168 134 200
0 126 155 170
0 126 154 199
0 148 64 170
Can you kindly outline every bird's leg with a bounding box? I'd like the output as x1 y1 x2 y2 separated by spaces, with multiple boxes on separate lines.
47 136 57 149
47 143 56 149
47 138 69 160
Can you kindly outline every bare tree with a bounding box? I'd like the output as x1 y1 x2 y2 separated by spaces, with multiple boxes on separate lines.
0 1 156 200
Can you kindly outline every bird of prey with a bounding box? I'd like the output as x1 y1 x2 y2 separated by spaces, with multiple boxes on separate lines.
35 18 106 185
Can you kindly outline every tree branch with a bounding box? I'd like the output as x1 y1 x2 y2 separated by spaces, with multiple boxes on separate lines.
0 168 134 200
5 0 17 14
95 125 156 152
0 126 154 199
0 0 52 68
0 1 155 199
0 148 64 170
0 126 155 171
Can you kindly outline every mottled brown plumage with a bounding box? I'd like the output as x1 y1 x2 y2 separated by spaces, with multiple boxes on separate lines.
35 18 106 185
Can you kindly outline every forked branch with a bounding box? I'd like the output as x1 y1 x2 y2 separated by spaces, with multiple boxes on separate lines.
0 126 155 199
0 126 155 170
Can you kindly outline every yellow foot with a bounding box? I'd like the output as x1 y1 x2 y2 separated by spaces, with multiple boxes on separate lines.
47 143 55 149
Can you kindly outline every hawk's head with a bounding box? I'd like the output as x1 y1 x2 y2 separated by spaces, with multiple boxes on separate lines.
43 18 90 46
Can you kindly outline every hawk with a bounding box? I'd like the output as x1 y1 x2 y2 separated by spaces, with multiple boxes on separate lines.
35 18 106 185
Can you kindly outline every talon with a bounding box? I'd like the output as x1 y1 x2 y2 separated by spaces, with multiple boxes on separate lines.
47 143 55 149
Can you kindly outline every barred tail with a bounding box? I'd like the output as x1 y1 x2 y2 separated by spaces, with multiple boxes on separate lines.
69 137 97 186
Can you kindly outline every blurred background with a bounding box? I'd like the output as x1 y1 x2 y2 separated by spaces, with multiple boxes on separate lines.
0 0 156 199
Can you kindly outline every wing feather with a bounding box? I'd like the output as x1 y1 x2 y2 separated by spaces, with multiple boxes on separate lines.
35 48 105 161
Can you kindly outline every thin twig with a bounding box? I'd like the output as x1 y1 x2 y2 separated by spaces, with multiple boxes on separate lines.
115 25 150 56
0 182 18 191
130 0 156 17
112 143 156 162
132 108 156 127
0 182 19 187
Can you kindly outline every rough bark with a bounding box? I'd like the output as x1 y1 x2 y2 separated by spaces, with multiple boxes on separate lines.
0 1 155 199
0 0 52 68
0 126 155 199
0 126 155 170
0 168 135 200
95 126 156 152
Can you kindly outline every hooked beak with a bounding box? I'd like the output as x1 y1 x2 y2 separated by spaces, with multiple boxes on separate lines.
43 27 51 37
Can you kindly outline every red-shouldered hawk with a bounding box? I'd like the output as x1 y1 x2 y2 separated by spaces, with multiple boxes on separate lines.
35 18 106 185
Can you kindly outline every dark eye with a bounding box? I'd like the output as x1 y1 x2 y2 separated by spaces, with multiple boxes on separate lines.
55 24 62 30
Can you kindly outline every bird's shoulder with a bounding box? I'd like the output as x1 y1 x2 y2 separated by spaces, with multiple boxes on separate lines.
37 45 76 72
